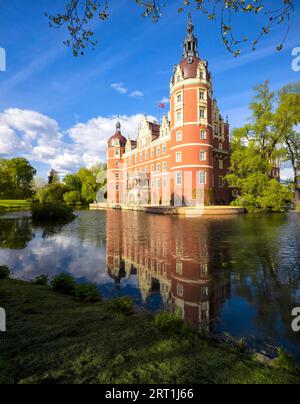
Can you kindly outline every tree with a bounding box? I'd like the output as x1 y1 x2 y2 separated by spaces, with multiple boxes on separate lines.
47 0 295 57
48 169 60 185
63 173 82 192
226 82 299 212
276 88 300 203
0 158 36 199
63 191 82 205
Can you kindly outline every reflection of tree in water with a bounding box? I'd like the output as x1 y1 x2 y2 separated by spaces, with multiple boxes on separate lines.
0 218 34 249
223 214 300 346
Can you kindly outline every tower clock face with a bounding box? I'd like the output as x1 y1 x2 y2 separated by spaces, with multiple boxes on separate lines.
187 55 193 64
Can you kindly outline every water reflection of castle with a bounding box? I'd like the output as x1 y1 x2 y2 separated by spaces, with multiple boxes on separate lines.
106 210 231 331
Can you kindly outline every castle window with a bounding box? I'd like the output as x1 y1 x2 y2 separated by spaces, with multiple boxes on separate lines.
200 71 204 80
176 93 182 103
176 261 183 275
162 178 167 188
219 159 224 169
176 110 182 122
199 90 205 100
176 131 183 142
151 149 155 158
199 151 206 161
177 284 184 297
176 171 182 186
151 164 155 173
232 190 239 198
157 163 161 173
219 176 224 188
199 171 206 184
145 151 149 160
162 162 167 172
218 143 223 150
162 144 167 154
199 108 205 119
115 161 119 167
140 153 143 162
176 74 181 83
176 151 182 163
115 173 119 179
200 130 206 140
115 184 119 191
145 166 148 173
157 146 161 156
115 149 120 157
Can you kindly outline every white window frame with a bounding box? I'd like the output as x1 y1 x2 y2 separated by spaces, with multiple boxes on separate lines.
199 151 206 161
176 151 182 163
199 171 206 185
176 131 183 142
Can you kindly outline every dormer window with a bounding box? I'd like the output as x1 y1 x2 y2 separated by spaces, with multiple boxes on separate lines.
176 74 181 83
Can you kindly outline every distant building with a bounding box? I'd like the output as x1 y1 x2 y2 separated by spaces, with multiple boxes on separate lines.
107 15 232 207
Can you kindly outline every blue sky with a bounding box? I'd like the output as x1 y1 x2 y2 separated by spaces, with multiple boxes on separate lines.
0 0 299 178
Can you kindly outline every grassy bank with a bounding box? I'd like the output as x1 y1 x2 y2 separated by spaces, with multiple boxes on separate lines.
0 200 31 209
0 278 299 384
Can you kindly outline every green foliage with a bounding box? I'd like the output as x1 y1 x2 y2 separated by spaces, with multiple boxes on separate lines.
154 312 191 335
1 278 300 385
0 265 11 279
226 82 297 213
106 297 134 317
274 348 299 375
63 174 82 192
0 158 36 199
51 273 77 296
63 191 82 205
31 203 75 223
33 275 49 286
36 165 106 205
75 284 101 303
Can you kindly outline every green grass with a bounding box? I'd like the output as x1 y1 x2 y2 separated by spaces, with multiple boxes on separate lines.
0 200 31 209
0 279 299 385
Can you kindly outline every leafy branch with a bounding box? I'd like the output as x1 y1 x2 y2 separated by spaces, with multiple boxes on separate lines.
46 0 295 57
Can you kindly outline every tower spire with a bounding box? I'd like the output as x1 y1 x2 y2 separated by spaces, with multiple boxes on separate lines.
116 116 121 133
183 13 199 62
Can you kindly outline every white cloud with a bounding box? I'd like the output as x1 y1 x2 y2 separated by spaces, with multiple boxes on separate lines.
280 166 294 181
130 90 144 98
160 97 170 104
111 83 128 94
0 108 155 177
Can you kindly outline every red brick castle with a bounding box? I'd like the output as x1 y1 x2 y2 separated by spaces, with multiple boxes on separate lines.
107 15 233 207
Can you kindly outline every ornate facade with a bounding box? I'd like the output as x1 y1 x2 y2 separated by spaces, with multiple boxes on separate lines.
107 16 233 207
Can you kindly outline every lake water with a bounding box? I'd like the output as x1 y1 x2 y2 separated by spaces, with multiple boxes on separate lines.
0 209 299 358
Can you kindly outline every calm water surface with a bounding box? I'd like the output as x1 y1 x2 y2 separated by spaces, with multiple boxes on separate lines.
0 209 299 357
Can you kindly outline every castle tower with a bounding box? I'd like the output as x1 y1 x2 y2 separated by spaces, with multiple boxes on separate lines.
169 14 214 205
107 119 127 205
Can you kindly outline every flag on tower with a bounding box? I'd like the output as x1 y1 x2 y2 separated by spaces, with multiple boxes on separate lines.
158 103 166 109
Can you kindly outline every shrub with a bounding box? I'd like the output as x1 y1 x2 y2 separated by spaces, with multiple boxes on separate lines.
75 284 101 303
106 297 134 317
31 203 75 223
33 274 49 286
63 191 82 205
273 348 299 375
51 273 76 296
0 266 11 280
154 312 187 333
